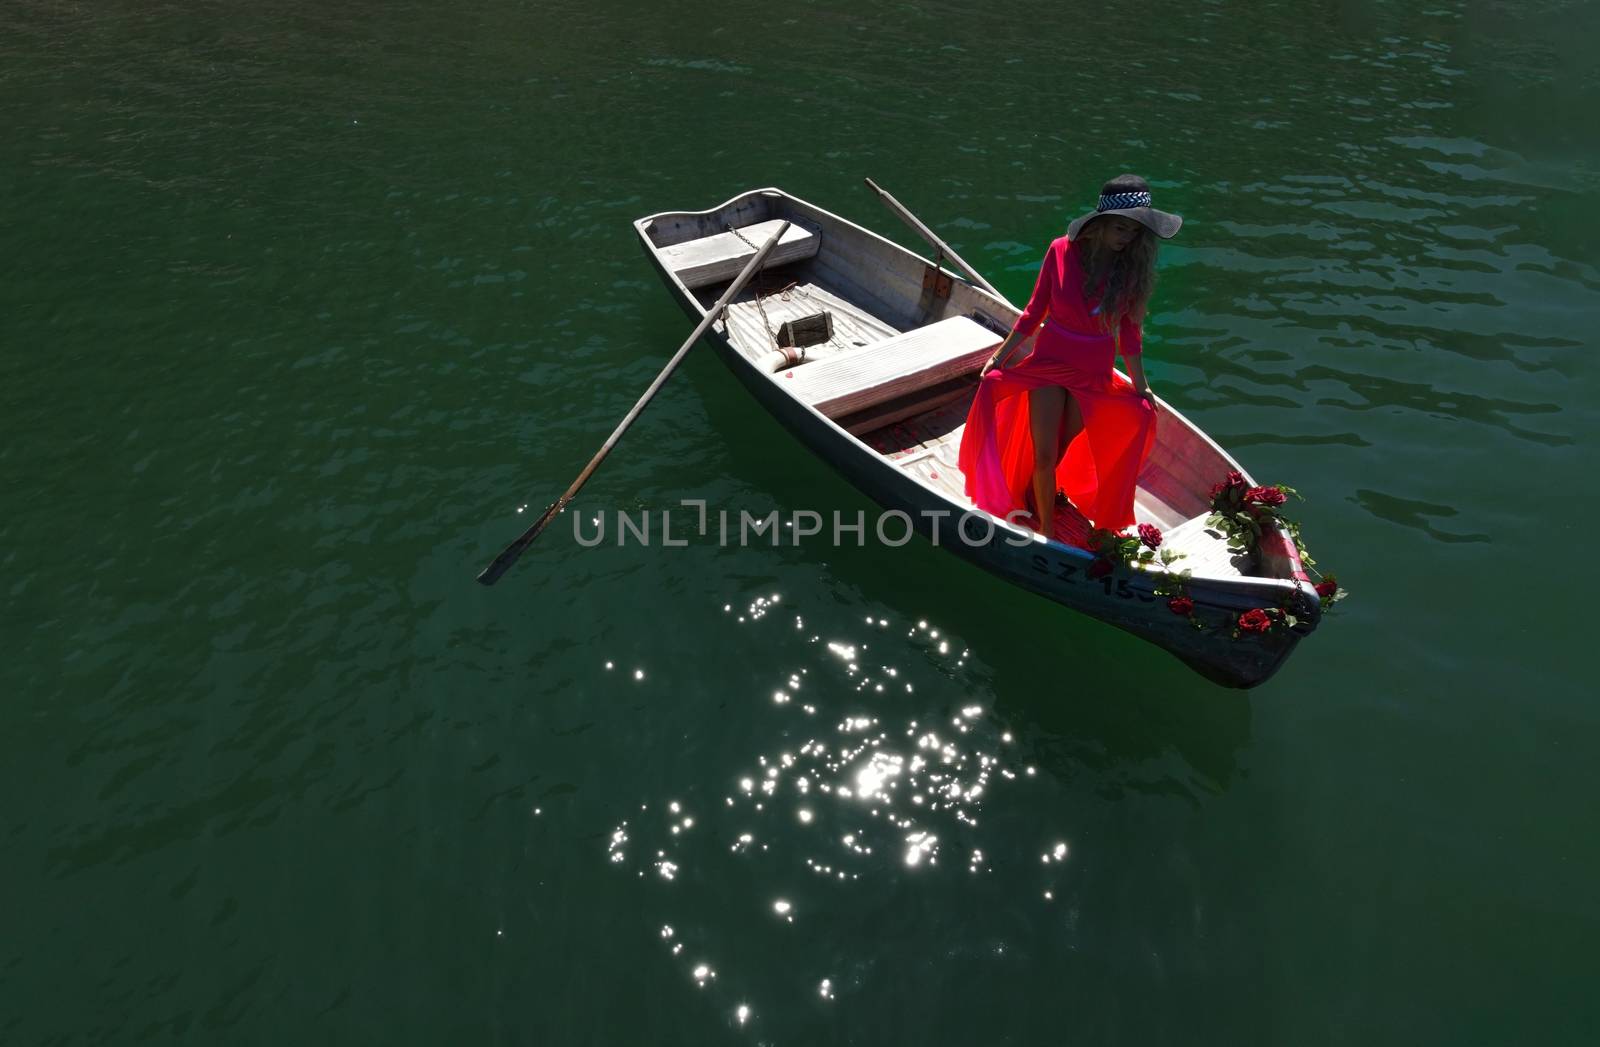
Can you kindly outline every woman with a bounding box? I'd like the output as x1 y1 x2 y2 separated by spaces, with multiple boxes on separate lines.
958 174 1182 538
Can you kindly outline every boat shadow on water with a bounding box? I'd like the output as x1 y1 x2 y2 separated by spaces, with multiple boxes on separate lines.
693 371 1253 801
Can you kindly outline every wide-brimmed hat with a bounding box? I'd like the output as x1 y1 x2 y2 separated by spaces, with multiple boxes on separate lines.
1066 174 1183 240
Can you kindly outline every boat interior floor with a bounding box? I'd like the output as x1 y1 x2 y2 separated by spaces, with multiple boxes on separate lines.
861 399 1251 578
717 271 901 365
860 398 1099 549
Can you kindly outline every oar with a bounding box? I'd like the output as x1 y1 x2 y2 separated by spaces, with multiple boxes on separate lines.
863 177 1007 302
475 220 793 586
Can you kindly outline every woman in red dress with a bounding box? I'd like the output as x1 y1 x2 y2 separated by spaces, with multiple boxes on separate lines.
958 174 1183 538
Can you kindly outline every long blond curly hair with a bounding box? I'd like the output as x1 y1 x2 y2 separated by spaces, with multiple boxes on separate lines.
1075 219 1158 331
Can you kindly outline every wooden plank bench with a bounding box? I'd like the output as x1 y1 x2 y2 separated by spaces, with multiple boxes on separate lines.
657 219 821 289
779 315 1001 419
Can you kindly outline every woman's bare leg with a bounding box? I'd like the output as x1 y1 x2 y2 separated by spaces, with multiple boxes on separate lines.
1060 392 1082 458
1029 385 1066 536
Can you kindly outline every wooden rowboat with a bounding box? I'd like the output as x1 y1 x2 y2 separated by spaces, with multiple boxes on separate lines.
633 188 1321 688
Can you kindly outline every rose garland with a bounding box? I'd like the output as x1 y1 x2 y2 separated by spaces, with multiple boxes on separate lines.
1082 472 1348 641
1207 470 1294 554
1086 524 1213 630
1086 523 1182 576
1151 566 1207 631
1206 471 1347 617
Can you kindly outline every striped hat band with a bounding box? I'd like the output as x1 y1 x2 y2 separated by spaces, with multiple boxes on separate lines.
1098 190 1153 211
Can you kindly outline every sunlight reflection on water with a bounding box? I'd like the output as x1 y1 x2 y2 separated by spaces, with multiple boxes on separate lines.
603 588 1080 1028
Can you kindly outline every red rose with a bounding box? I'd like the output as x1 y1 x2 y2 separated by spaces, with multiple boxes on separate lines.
1246 485 1287 507
1237 608 1273 633
1086 558 1113 579
1212 472 1249 506
1315 577 1338 599
1167 596 1194 616
1138 523 1163 549
1088 528 1120 555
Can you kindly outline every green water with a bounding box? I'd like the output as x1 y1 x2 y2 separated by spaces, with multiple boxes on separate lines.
6 0 1598 1042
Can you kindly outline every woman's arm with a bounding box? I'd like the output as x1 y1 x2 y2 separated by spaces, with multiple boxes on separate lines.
983 241 1059 374
1120 313 1158 409
1126 354 1156 396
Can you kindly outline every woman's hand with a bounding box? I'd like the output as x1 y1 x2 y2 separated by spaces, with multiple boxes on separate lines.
1124 354 1156 410
982 331 1026 376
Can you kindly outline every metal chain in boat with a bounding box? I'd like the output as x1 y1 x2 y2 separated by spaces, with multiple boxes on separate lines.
727 224 782 352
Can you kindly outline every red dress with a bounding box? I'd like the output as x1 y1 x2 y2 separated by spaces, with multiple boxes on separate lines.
958 235 1156 533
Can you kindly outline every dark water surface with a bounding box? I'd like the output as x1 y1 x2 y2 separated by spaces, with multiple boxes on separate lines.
6 0 1599 1042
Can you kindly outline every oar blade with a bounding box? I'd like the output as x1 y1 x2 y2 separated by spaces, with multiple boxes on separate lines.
475 497 566 586
474 220 792 585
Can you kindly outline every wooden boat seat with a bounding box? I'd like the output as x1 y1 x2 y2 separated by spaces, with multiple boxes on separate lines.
658 219 821 289
780 315 1001 419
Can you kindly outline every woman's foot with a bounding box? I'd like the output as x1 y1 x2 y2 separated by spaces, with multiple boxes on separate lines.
1030 471 1057 538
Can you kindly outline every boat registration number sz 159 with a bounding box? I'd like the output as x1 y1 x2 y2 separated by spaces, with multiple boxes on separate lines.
1030 554 1155 603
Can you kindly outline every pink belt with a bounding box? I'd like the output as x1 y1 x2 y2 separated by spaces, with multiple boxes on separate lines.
1044 317 1110 340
